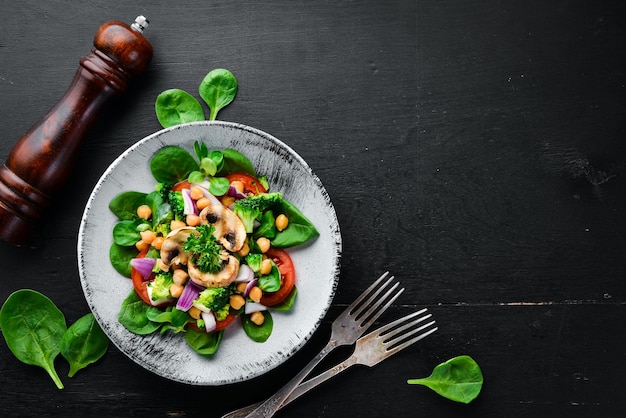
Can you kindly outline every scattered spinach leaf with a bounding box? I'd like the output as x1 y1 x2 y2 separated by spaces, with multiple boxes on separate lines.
150 145 199 184
109 191 147 220
407 355 483 404
112 220 141 246
270 198 319 248
118 290 161 335
0 289 67 389
109 242 138 277
60 313 109 378
198 69 238 121
155 88 205 128
185 328 223 356
242 311 273 343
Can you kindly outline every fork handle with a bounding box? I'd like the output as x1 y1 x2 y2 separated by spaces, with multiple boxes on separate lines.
241 339 338 417
222 356 358 418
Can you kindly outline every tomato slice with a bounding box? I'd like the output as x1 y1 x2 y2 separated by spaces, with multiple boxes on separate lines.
131 248 156 305
225 173 267 195
171 180 192 192
260 249 296 306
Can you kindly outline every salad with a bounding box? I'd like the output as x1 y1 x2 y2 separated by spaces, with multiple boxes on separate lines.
108 141 319 356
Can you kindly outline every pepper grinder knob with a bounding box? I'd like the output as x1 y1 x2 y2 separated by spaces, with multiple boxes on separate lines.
0 16 153 246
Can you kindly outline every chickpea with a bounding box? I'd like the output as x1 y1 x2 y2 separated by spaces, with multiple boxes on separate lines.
260 258 273 275
135 240 149 252
236 282 248 294
152 236 165 250
221 196 235 207
137 204 152 220
237 240 250 257
248 286 263 303
230 180 245 193
172 269 189 286
230 294 246 310
171 219 186 231
256 237 271 253
186 214 201 227
140 230 156 244
196 197 211 211
188 306 202 320
190 186 204 200
157 258 170 272
250 311 265 326
170 283 184 298
275 214 289 231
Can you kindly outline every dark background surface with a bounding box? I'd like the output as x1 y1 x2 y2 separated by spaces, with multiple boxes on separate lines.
1 1 625 417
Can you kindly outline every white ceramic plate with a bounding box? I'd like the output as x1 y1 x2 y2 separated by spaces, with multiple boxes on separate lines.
77 121 341 385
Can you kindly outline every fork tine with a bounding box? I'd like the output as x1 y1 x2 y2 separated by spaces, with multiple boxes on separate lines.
371 308 428 335
349 273 404 326
347 271 391 313
355 282 404 330
384 322 438 357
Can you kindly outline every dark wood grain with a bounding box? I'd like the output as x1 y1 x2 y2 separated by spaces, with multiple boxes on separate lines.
1 1 625 417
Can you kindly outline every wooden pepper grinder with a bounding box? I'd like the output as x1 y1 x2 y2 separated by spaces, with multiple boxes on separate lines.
0 16 153 246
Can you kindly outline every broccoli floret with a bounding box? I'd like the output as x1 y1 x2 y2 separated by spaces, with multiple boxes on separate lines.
148 272 174 303
196 287 231 315
168 190 185 220
232 192 283 233
154 222 171 237
155 182 174 200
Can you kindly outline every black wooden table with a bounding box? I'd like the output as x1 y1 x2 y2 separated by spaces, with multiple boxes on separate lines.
1 1 625 417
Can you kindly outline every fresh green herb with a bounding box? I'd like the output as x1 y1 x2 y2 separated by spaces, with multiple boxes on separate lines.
0 289 67 389
60 313 109 378
150 145 200 184
242 311 273 343
407 355 483 404
183 225 224 273
155 88 205 128
199 68 238 121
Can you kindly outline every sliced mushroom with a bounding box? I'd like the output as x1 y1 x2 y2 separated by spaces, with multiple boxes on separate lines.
199 204 246 252
188 253 240 288
160 226 197 266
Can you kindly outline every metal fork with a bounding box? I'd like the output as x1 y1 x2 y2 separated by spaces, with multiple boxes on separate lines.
238 272 403 418
223 309 437 418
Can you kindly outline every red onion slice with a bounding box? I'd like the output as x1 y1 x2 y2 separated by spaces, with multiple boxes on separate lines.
176 280 203 311
201 311 217 332
130 257 156 280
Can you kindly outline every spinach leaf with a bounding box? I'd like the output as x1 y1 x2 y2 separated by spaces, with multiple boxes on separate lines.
219 149 256 176
242 311 273 343
269 287 297 312
407 355 483 404
109 191 147 220
185 328 223 356
209 176 230 196
150 145 199 184
271 198 319 248
109 242 138 277
258 264 281 292
60 313 109 378
112 220 141 246
155 88 205 128
0 289 67 389
118 290 160 335
198 69 238 121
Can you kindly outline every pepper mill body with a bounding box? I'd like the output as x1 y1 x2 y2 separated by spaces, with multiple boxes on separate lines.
0 16 153 246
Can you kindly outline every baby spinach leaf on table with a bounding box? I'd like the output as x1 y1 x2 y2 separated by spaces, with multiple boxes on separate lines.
0 289 67 389
150 145 199 184
109 191 147 220
198 69 238 121
407 355 483 404
185 328 223 356
118 290 160 335
155 89 205 128
60 313 109 378
109 242 138 277
242 311 273 343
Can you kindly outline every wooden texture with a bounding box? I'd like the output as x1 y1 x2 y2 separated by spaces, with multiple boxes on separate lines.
0 1 624 416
